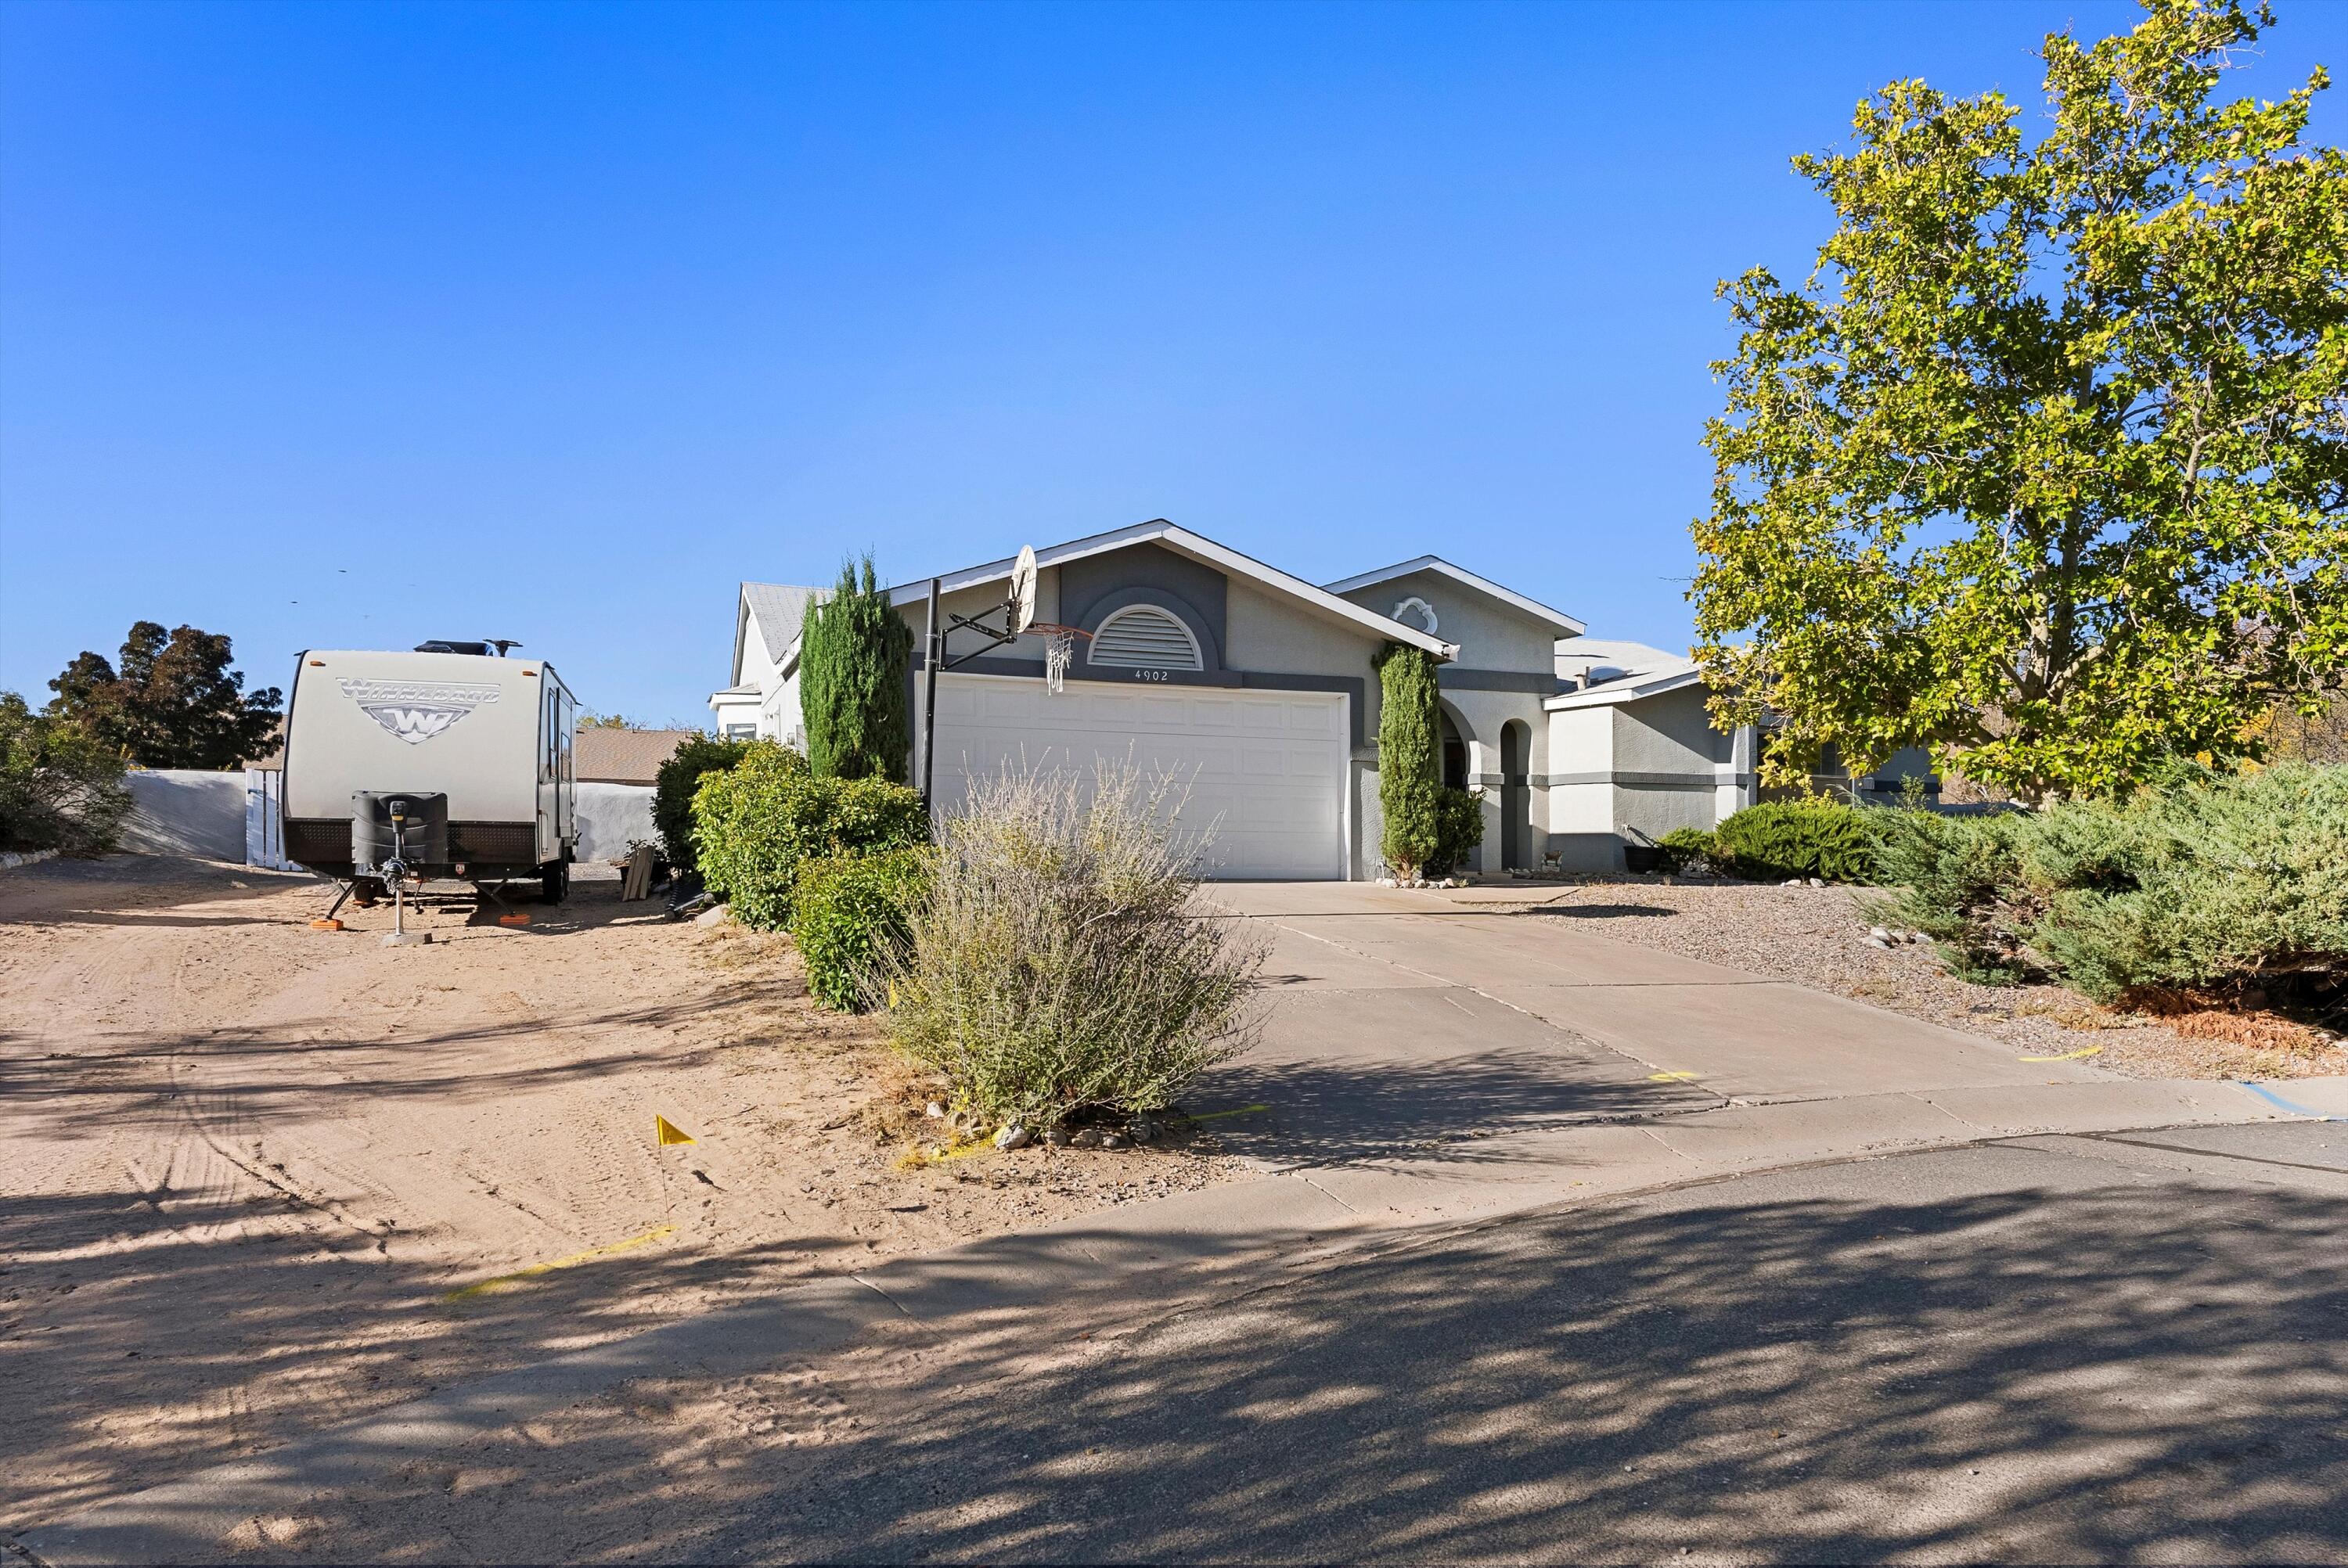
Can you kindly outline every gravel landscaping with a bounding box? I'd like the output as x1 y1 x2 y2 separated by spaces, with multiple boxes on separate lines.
1515 876 2346 1082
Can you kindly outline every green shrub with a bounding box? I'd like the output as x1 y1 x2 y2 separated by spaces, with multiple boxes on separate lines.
654 733 754 870
1711 800 1880 883
0 692 131 854
1869 808 2032 982
1373 643 1441 878
801 556 913 782
1655 827 1719 874
1877 764 2348 1003
791 848 933 1012
875 761 1266 1131
1426 786 1485 878
692 743 926 929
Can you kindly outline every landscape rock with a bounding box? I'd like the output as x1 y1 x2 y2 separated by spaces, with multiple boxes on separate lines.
1100 1132 1129 1150
994 1124 1030 1150
1870 926 1892 943
1069 1127 1104 1149
1807 877 1825 888
924 1101 947 1120
1044 1126 1071 1147
692 902 731 927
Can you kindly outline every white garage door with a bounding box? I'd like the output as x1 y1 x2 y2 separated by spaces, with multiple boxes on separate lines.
924 674 1349 879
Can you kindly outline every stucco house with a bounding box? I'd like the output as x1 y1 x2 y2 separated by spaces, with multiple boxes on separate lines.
708 583 826 744
713 520 1927 879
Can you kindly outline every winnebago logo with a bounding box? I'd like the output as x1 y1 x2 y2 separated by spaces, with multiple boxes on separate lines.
336 678 501 745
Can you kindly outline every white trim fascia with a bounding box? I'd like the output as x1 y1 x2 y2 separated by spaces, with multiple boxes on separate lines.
1323 555 1586 635
887 520 1457 660
1543 666 1706 711
729 588 755 688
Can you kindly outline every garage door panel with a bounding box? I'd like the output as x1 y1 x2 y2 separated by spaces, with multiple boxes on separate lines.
927 674 1345 879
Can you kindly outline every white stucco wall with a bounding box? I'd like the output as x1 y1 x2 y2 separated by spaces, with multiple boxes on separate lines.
120 770 250 861
575 782 656 861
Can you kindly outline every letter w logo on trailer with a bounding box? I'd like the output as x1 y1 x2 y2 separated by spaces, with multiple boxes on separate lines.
337 678 502 745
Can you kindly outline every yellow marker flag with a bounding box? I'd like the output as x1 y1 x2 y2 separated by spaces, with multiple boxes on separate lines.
655 1115 697 1146
2018 1045 2104 1063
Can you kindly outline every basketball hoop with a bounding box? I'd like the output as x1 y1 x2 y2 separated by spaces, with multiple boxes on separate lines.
1022 623 1091 694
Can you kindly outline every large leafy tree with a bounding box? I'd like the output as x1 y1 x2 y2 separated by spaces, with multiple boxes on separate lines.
800 556 912 782
46 621 283 769
1691 0 2347 803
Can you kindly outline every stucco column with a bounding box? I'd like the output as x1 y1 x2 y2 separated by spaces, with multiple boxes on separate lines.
1465 738 1503 873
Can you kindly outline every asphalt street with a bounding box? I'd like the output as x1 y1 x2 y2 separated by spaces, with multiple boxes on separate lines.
210 1120 2347 1565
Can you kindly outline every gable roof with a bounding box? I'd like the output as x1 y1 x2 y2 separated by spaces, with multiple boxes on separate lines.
734 582 826 684
887 520 1456 660
1546 640 1705 710
574 727 698 785
1323 556 1585 636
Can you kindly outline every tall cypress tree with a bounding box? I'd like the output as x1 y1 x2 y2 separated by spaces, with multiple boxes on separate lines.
800 556 913 782
1373 642 1441 879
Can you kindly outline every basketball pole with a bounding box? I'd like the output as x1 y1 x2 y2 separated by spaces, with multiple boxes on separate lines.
920 576 942 815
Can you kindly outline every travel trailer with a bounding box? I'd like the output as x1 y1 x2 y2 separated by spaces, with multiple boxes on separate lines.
280 642 578 901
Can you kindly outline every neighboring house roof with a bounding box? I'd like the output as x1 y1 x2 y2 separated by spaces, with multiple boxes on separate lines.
1547 639 1705 711
574 727 699 785
1323 556 1586 636
886 520 1457 660
733 582 827 685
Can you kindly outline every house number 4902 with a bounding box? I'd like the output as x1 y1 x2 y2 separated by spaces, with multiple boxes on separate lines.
1131 669 1170 682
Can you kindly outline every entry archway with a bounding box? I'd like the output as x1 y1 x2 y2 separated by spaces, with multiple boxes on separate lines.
1500 719 1532 870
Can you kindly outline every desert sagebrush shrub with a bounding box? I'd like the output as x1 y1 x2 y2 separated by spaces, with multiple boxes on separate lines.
876 761 1266 1130
1710 800 1879 883
791 848 933 1012
692 742 925 929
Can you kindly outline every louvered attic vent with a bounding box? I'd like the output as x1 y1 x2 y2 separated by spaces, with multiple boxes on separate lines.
1087 606 1203 670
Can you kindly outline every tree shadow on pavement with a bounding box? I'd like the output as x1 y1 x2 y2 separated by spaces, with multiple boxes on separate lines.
233 1142 2346 1565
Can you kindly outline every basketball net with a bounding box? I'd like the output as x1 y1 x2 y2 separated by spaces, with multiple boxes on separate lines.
1043 628 1077 694
1023 622 1089 694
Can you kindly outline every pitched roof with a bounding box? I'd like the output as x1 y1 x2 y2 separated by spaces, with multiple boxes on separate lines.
736 583 826 680
1546 640 1705 710
574 727 699 785
1323 556 1585 636
886 520 1456 660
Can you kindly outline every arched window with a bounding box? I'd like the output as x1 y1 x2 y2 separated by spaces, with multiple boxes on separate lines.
1088 604 1204 671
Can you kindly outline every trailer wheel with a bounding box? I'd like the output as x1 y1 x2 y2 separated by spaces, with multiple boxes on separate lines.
538 860 569 904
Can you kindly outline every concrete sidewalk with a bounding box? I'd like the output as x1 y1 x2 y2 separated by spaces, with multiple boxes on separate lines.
23 1072 2346 1566
1197 879 2112 1160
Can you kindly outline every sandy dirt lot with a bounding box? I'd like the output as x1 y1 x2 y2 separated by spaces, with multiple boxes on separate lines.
1 856 1231 1530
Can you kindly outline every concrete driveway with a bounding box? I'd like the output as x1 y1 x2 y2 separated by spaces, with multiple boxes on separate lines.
1197 880 2109 1162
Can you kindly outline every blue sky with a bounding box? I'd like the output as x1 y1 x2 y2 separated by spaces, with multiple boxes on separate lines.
3 1 2339 726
